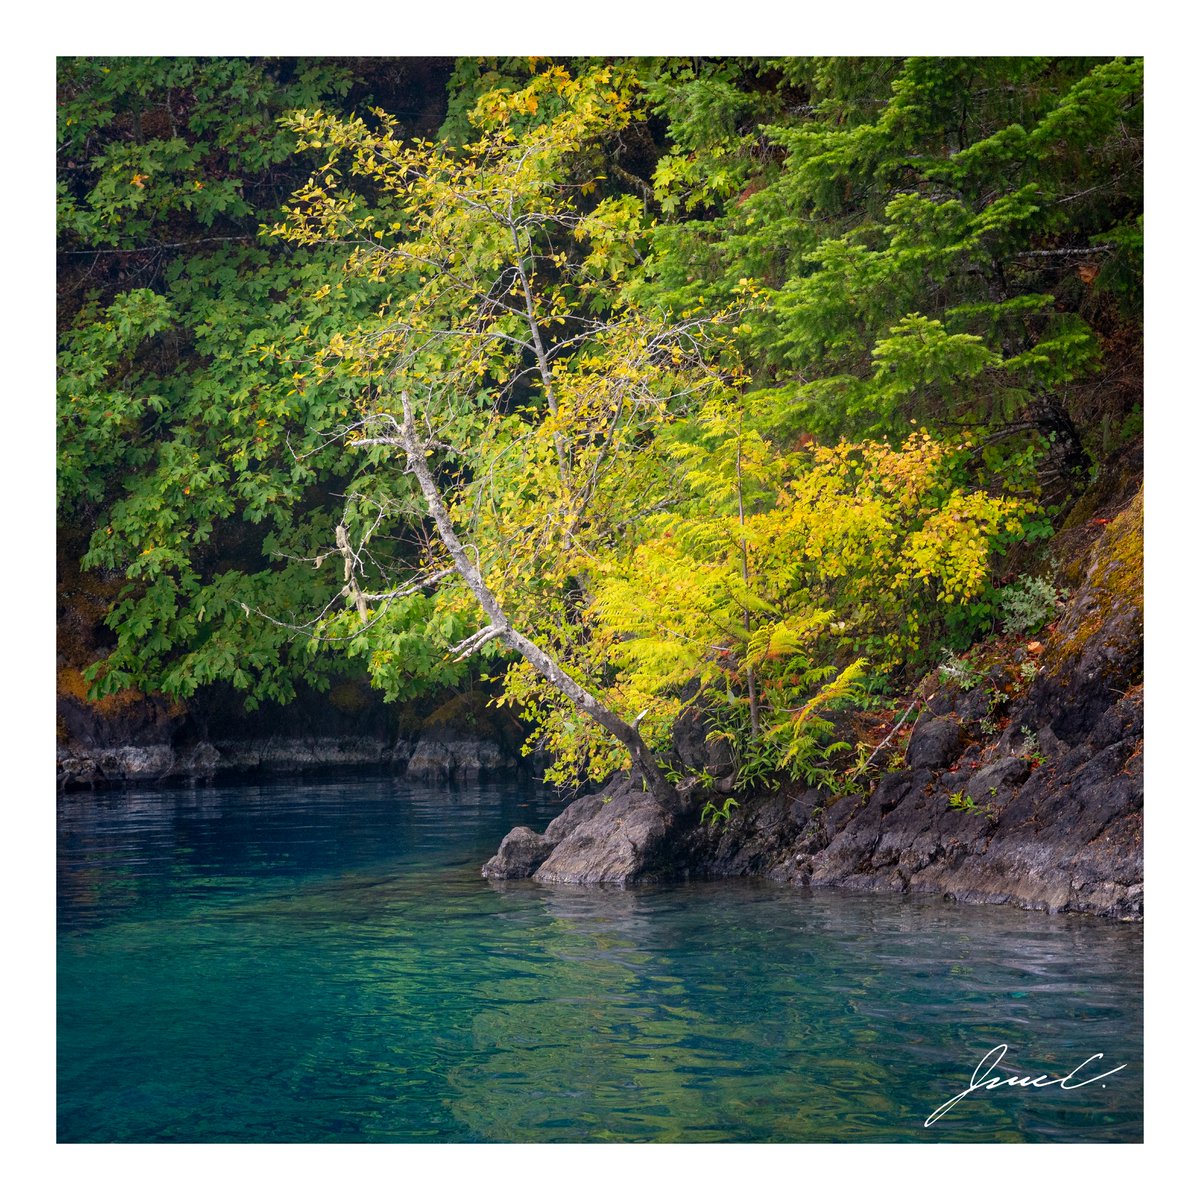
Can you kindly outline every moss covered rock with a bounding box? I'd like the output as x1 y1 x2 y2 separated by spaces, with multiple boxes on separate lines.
1027 485 1142 742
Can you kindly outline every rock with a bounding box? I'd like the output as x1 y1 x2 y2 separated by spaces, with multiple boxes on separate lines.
671 685 736 782
954 680 998 728
177 741 222 779
404 690 522 782
534 781 682 886
1017 487 1142 744
907 716 965 769
965 756 1030 801
544 792 607 841
475 491 1142 920
99 744 176 780
480 789 613 881
481 827 554 879
216 735 396 774
484 775 687 887
481 774 690 885
405 733 508 782
671 670 1142 918
1034 725 1070 762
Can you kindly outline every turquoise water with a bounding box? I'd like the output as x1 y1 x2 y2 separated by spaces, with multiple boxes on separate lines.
58 778 1143 1143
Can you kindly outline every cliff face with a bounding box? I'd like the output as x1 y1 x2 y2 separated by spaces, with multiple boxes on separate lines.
484 483 1144 921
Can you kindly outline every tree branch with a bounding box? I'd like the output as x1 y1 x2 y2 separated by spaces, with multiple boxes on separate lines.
335 522 369 625
391 390 676 803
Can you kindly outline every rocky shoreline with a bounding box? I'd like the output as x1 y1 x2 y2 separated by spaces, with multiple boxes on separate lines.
59 485 1143 922
56 685 533 790
482 686 1142 920
484 488 1144 921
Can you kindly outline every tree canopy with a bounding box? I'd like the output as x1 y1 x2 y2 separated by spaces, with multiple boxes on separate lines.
58 56 1143 789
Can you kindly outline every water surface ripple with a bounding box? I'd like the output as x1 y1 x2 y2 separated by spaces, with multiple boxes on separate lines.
58 779 1143 1142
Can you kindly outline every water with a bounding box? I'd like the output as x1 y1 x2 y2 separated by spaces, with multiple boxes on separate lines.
58 778 1143 1143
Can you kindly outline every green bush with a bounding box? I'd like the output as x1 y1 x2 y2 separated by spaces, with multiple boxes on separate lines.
998 575 1061 636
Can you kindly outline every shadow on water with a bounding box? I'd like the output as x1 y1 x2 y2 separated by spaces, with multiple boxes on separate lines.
58 780 1143 1143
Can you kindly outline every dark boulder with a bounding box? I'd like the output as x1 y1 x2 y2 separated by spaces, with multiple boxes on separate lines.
534 780 683 886
907 715 965 769
483 777 689 887
481 827 554 879
965 756 1030 801
671 685 736 782
544 792 607 841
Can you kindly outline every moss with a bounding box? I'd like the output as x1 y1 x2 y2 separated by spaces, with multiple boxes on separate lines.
1059 486 1104 534
423 690 490 733
1056 436 1144 589
394 701 428 738
1046 485 1142 674
1093 486 1144 612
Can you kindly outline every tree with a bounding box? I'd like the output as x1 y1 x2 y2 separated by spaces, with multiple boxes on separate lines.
275 63 1057 797
275 66 739 799
642 56 1143 485
57 58 1140 795
590 411 1034 789
56 57 468 708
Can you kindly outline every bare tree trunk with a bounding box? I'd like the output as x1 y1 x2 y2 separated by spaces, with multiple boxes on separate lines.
393 392 677 805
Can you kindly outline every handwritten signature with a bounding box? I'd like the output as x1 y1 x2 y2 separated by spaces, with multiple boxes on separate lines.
926 1044 1126 1127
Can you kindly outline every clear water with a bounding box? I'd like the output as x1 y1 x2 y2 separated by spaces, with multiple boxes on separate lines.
58 778 1143 1143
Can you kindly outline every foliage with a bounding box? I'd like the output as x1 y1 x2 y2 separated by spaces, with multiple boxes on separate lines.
700 797 741 827
1019 726 1048 767
938 653 985 691
58 58 356 248
640 56 1142 472
272 65 739 785
948 791 998 822
587 412 1037 788
998 574 1061 635
56 57 1142 795
56 58 478 707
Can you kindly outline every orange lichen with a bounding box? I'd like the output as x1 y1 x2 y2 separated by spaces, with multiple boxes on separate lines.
57 664 146 718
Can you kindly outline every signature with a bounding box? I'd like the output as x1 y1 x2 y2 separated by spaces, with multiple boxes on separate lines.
926 1044 1126 1127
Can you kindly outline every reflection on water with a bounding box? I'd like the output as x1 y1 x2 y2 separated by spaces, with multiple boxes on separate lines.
58 779 1143 1142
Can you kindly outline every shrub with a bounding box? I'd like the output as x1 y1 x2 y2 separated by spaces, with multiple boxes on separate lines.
998 575 1061 635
